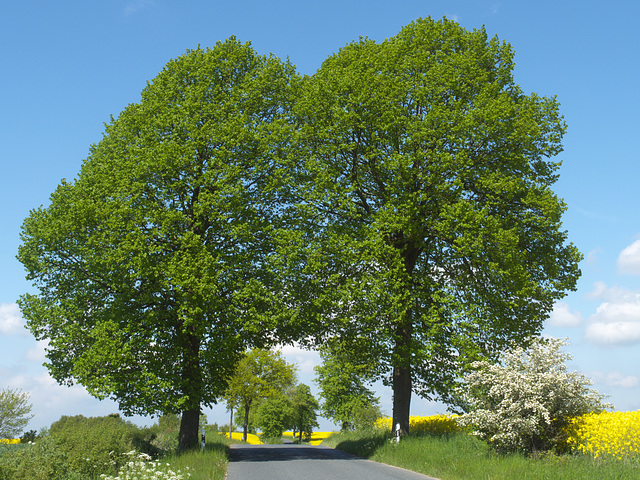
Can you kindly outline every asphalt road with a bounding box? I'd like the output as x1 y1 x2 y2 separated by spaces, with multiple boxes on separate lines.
226 443 440 480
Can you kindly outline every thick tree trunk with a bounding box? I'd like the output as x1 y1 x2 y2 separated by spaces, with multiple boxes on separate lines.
392 312 413 436
178 326 202 451
179 408 201 451
391 244 418 437
392 362 412 436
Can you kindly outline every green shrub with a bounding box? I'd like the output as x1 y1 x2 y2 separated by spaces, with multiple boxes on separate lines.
0 437 73 480
48 414 142 476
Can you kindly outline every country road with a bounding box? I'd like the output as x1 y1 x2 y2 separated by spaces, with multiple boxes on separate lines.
225 443 440 480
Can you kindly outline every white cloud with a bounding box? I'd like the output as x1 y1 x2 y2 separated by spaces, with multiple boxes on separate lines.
548 301 584 327
584 283 640 346
279 344 321 375
592 371 640 389
585 321 640 346
617 239 640 274
5 370 125 430
0 303 27 336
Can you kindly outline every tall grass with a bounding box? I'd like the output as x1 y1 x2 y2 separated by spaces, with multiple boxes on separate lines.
162 440 229 480
324 430 640 480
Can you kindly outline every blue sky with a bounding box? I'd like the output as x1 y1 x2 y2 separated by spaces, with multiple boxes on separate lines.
1 0 639 433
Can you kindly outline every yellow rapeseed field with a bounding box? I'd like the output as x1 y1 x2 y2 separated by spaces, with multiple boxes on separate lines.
0 439 21 444
566 410 640 460
376 414 460 435
223 432 263 445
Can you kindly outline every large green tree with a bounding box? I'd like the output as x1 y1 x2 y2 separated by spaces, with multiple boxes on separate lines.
290 17 582 435
224 349 297 442
17 39 298 450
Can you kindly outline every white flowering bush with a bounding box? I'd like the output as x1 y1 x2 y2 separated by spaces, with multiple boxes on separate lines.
455 337 611 454
100 451 191 480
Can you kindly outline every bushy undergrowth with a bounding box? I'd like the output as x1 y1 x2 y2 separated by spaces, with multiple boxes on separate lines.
0 437 77 480
0 414 229 480
47 414 151 476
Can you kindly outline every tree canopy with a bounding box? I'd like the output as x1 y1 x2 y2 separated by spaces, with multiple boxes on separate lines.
288 17 582 434
17 38 298 450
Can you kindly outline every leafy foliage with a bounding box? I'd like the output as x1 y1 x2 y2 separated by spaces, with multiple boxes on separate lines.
290 383 320 441
455 337 610 454
17 38 298 449
314 341 381 431
253 392 293 438
0 388 33 439
0 437 74 480
47 414 152 476
287 16 582 434
224 349 297 441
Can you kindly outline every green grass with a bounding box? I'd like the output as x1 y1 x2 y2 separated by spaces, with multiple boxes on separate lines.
162 438 230 480
323 430 640 480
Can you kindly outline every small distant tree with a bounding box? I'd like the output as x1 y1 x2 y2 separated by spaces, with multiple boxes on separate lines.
20 429 37 443
0 388 33 439
290 383 319 442
315 340 381 431
253 391 294 439
224 349 297 441
455 337 611 454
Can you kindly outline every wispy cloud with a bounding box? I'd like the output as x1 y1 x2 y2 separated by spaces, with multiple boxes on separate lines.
0 302 27 336
586 247 603 267
592 371 640 389
124 0 154 17
279 344 321 375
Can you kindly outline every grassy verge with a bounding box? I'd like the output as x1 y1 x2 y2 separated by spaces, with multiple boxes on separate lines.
323 430 640 480
161 437 230 480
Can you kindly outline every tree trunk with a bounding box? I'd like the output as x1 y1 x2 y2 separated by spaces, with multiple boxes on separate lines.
243 402 251 442
179 408 200 451
391 244 419 437
178 326 202 451
392 361 411 436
